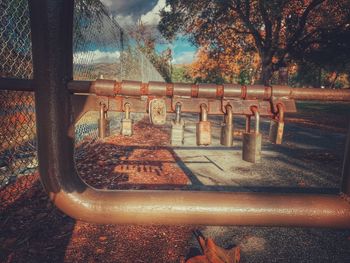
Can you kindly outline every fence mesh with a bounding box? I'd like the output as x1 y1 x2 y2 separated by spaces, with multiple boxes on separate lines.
0 0 164 206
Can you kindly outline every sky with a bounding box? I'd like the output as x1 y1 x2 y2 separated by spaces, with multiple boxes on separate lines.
101 0 197 64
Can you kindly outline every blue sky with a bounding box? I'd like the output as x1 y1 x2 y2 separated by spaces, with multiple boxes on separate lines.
157 37 197 64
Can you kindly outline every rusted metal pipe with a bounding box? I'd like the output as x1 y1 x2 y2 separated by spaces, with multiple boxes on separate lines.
67 80 350 101
29 0 350 228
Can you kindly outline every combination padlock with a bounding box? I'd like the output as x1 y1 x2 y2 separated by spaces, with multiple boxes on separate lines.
171 103 185 146
220 104 233 147
269 104 284 144
242 107 261 163
98 102 110 139
120 103 133 136
196 104 211 146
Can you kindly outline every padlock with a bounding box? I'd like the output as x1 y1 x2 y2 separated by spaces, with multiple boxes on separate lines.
171 103 185 146
220 104 233 147
196 104 211 146
98 102 110 139
269 104 284 144
120 103 133 136
149 98 167 125
242 107 261 163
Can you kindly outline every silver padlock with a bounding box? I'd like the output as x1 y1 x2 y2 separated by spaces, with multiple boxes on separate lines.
242 107 261 163
98 102 110 139
171 103 184 146
121 103 133 136
196 104 211 146
220 104 233 147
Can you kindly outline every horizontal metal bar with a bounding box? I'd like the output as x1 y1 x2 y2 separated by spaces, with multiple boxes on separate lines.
0 77 34 91
52 187 350 227
68 79 350 101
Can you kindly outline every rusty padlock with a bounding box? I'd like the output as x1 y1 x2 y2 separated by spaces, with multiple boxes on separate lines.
196 104 211 146
171 103 185 146
269 104 284 144
242 107 261 163
98 102 110 139
120 103 133 136
220 104 233 147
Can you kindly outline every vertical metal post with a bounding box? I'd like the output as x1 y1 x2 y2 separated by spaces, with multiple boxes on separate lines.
341 122 350 196
29 0 79 193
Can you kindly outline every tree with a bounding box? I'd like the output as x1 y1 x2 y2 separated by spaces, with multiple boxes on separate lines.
159 0 350 85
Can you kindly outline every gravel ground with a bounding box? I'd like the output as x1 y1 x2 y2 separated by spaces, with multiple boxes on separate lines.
1 101 350 262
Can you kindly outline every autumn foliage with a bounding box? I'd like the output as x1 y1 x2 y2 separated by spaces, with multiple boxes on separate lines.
159 0 350 85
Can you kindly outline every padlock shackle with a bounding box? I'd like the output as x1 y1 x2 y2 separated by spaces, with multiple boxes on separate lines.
276 103 284 122
200 103 208 122
99 102 107 138
175 102 182 124
251 106 260 134
225 105 233 124
124 103 131 120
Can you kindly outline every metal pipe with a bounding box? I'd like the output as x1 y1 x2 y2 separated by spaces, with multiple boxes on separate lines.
28 0 350 228
67 80 350 101
0 78 34 91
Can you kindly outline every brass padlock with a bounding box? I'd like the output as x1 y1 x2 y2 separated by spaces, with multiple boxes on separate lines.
121 103 133 136
242 107 261 163
269 104 284 144
98 102 110 139
220 104 233 147
196 104 211 146
171 103 184 146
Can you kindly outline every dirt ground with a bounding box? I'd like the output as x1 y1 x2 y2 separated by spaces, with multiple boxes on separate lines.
1 101 350 263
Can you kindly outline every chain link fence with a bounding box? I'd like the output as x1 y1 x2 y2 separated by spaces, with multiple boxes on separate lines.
0 0 164 207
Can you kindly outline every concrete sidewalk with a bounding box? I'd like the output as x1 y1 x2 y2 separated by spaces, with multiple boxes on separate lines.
166 113 350 262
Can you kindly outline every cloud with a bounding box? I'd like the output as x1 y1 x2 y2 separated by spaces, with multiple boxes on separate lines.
74 50 120 64
172 51 196 64
101 0 158 17
140 0 166 25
